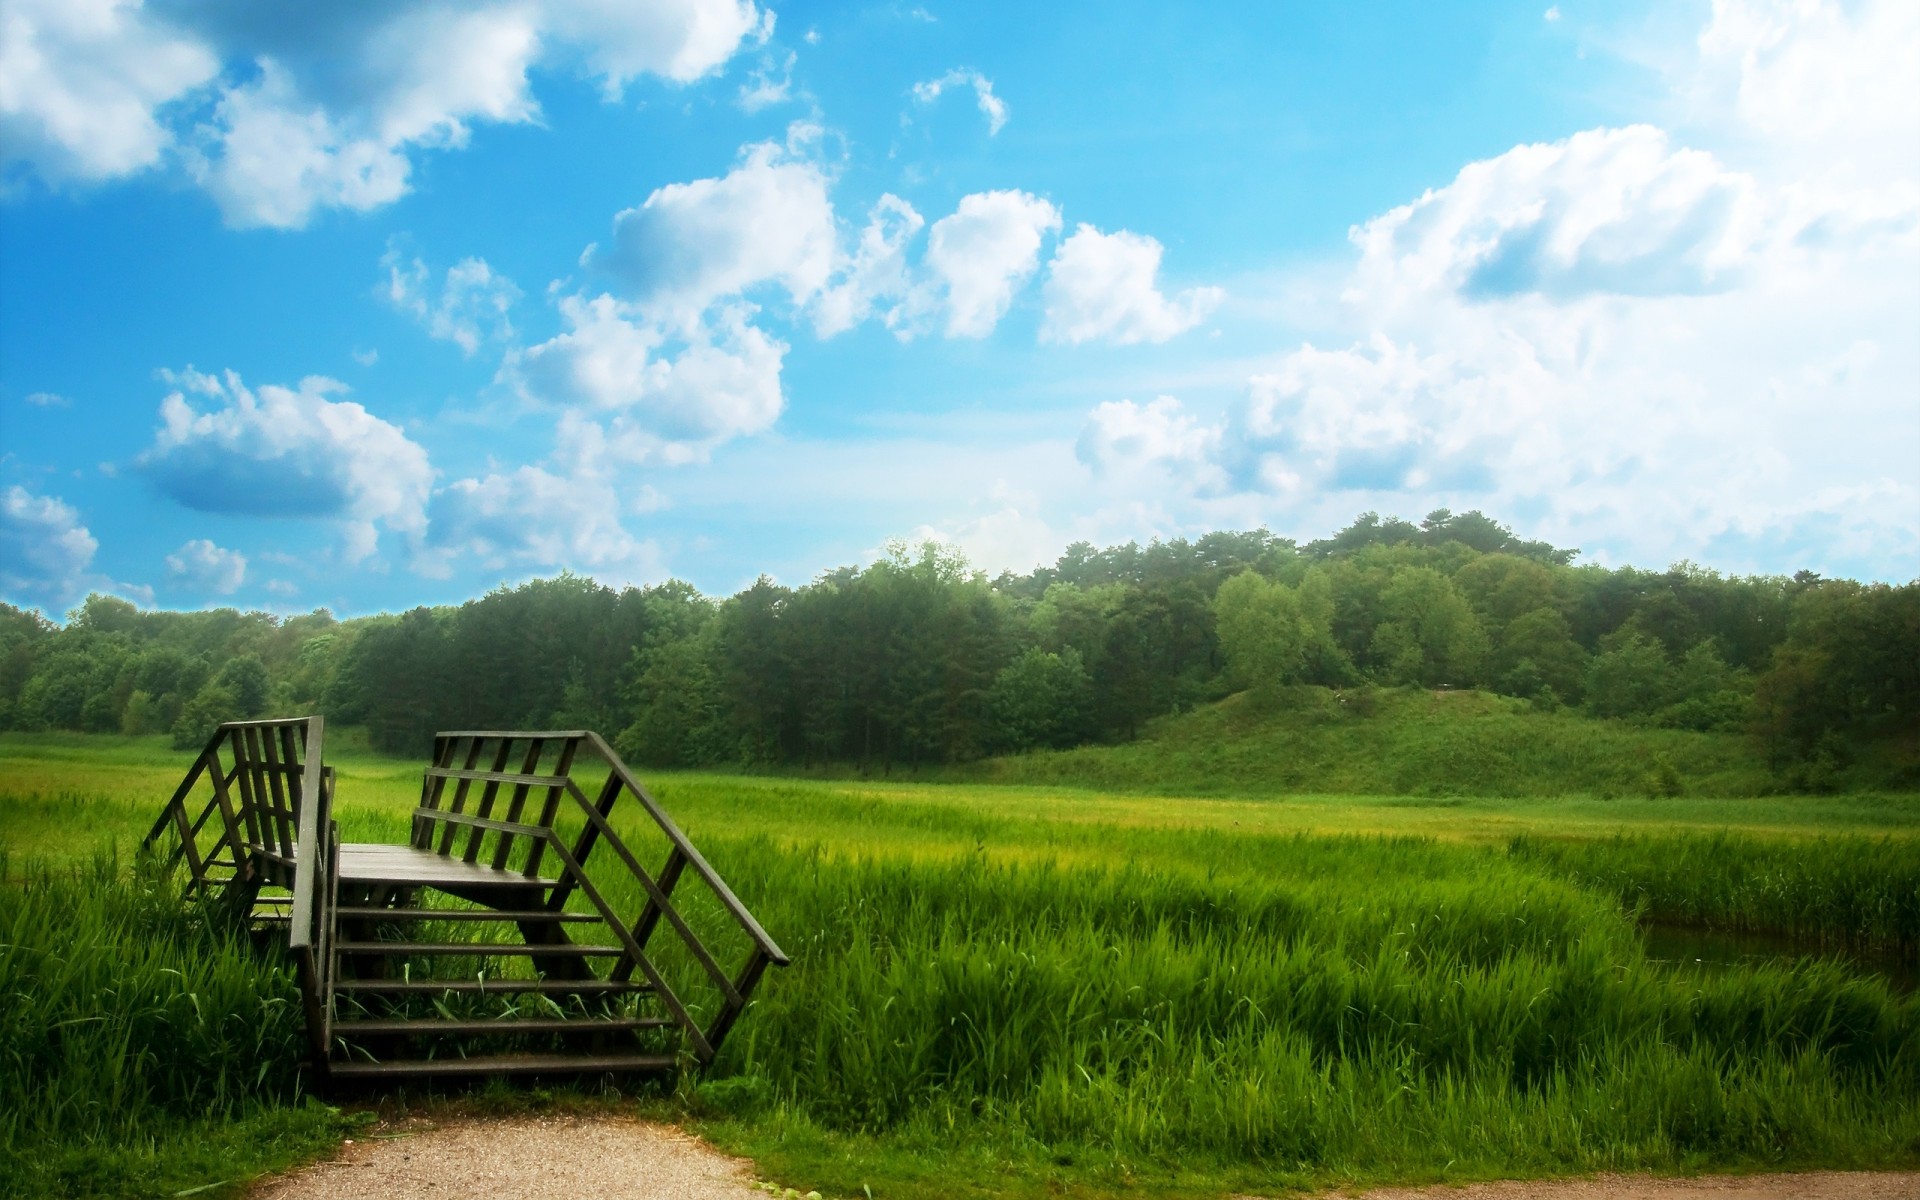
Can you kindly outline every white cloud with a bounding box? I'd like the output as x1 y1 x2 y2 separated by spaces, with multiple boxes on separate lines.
1041 224 1223 345
0 0 217 183
545 0 767 94
7 1 766 224
737 50 795 113
1350 125 1773 305
908 505 1058 576
1544 6 1561 22
917 190 1061 337
0 485 98 609
24 391 70 407
814 194 925 337
517 297 787 465
1076 396 1218 477
911 68 1008 135
137 369 433 562
166 538 246 594
591 135 837 325
420 463 662 585
382 246 521 355
1693 0 1920 167
188 59 414 229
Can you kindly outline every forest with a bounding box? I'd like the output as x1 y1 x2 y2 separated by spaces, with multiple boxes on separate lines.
2 510 1914 786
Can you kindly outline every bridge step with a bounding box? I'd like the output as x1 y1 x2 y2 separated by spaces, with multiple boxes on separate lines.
333 978 653 996
334 940 623 957
328 1052 677 1080
334 1016 671 1036
335 906 598 923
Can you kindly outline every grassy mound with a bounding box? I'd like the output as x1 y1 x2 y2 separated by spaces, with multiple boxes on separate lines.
965 686 1781 798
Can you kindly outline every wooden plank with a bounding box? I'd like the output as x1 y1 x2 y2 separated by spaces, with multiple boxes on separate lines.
333 907 596 923
411 808 552 842
415 734 461 847
539 834 713 1062
337 843 558 888
563 779 739 1005
332 978 651 995
460 737 519 863
332 1016 670 1036
625 845 687 958
522 738 578 879
435 736 489 856
425 766 570 792
258 725 292 863
326 1053 676 1079
332 941 623 957
703 946 772 1055
490 736 547 872
228 734 266 872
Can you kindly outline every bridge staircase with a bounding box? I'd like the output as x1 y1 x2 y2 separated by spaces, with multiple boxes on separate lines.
142 717 787 1085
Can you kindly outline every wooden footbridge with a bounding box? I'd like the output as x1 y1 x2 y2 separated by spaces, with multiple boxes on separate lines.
142 717 787 1085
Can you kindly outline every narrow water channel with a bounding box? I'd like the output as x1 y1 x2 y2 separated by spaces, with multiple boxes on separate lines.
1640 923 1917 994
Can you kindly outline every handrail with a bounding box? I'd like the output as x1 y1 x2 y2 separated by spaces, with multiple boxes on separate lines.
583 732 790 966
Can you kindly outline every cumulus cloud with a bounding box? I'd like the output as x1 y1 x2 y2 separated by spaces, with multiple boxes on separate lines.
382 246 521 355
6 1 767 225
516 297 786 465
911 68 1008 135
917 190 1061 337
1350 125 1773 305
419 463 662 584
1042 225 1222 344
1693 0 1920 164
166 537 246 594
137 369 433 562
1076 396 1219 477
0 0 217 183
0 485 98 609
813 194 925 337
590 134 837 325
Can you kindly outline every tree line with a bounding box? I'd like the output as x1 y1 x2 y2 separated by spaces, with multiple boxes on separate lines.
2 510 1913 785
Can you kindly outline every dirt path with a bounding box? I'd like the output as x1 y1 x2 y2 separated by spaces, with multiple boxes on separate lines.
251 1116 1917 1200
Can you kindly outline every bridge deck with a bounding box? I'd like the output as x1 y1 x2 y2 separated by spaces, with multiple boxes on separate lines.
337 843 558 890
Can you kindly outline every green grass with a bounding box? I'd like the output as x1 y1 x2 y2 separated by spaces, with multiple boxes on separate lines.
1 730 1917 1197
0 854 350 1198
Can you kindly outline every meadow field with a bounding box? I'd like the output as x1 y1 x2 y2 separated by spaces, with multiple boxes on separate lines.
1 729 1917 1198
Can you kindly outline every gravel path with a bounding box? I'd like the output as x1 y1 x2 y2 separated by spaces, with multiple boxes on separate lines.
250 1114 776 1200
252 1116 1916 1200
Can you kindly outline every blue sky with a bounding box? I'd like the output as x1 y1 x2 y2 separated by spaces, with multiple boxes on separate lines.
2 0 1915 617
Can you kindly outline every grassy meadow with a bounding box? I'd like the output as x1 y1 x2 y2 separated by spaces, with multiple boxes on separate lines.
1 725 1917 1198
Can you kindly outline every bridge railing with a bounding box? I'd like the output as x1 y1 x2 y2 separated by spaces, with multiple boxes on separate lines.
285 717 335 1071
411 730 790 1063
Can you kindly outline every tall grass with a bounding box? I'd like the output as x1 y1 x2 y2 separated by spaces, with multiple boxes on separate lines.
0 855 340 1198
690 834 1919 1190
1509 832 1920 956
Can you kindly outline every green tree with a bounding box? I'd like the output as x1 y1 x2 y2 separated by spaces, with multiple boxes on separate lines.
1584 633 1674 720
1369 567 1488 686
987 647 1092 752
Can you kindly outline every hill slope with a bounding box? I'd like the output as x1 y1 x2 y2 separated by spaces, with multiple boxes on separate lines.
963 686 1784 798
